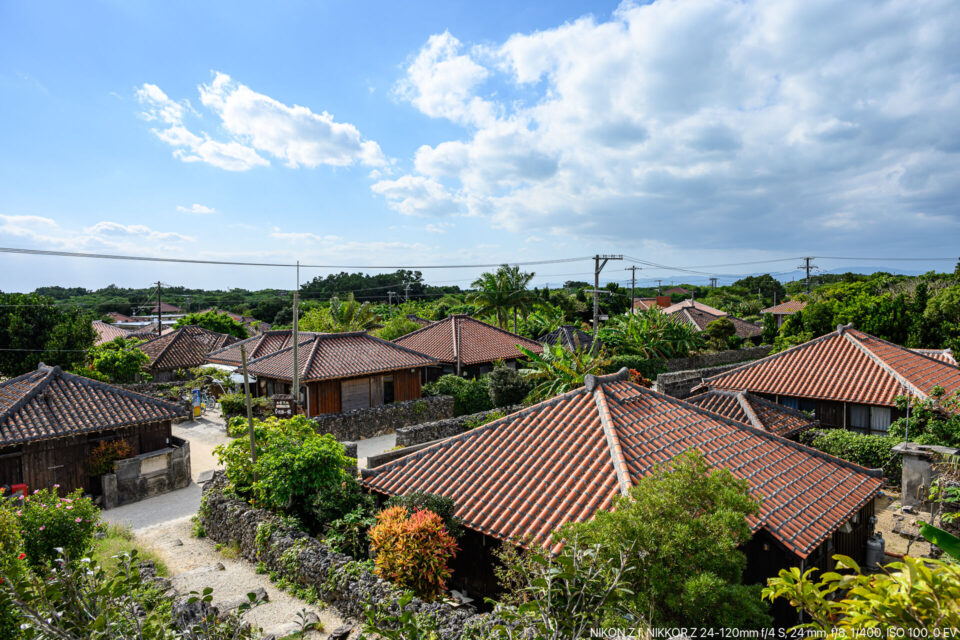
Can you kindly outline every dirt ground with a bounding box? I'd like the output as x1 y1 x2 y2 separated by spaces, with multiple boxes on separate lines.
873 488 934 558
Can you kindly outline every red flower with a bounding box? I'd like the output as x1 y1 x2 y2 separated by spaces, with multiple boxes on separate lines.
17 552 25 560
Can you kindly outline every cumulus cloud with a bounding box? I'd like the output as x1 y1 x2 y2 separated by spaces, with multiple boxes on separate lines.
0 214 196 253
137 73 384 171
176 203 216 214
377 0 960 251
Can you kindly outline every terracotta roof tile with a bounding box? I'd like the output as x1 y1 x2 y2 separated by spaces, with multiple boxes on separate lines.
910 348 957 367
0 364 186 446
206 330 322 366
661 299 727 316
364 371 882 558
762 300 807 315
92 320 131 346
140 325 238 372
405 314 433 327
703 327 960 407
244 332 437 382
673 307 762 340
394 315 543 365
686 390 816 437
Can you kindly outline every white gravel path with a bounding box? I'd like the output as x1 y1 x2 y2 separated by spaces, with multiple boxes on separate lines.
136 516 352 638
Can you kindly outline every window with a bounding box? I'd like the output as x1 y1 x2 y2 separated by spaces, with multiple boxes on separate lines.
870 407 891 432
849 404 870 430
383 376 395 404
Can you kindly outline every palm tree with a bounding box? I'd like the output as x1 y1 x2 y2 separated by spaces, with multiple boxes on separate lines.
517 343 612 402
468 268 513 329
327 293 381 332
501 265 536 334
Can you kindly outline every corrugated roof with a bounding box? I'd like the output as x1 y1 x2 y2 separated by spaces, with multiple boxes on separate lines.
703 326 960 407
364 370 882 558
139 325 238 372
244 332 437 382
394 315 543 365
0 364 186 446
686 390 816 437
762 300 807 315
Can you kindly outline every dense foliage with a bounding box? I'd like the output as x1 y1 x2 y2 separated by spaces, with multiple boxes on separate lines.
384 491 462 539
86 439 134 477
423 374 493 415
299 292 381 332
73 336 150 383
0 292 96 376
763 554 960 635
374 315 421 341
368 506 459 602
802 429 902 482
486 365 532 407
173 311 249 339
890 388 960 447
517 343 611 403
561 450 771 629
17 488 100 569
597 307 703 358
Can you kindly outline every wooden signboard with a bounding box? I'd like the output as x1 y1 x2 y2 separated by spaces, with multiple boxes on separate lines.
272 394 294 418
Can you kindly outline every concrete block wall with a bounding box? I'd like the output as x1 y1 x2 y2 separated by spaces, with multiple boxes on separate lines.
103 436 191 508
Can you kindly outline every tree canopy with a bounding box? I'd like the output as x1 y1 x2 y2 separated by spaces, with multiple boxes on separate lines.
0 292 95 377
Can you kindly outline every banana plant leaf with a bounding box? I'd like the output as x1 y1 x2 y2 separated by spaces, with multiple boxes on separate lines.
919 521 960 561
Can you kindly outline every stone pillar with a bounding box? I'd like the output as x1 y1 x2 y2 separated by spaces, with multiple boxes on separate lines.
102 473 118 509
893 443 960 511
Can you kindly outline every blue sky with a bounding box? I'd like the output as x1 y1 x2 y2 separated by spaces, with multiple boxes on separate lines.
1 0 959 292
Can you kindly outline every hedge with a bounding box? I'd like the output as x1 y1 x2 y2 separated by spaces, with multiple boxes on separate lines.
604 355 667 381
802 429 902 484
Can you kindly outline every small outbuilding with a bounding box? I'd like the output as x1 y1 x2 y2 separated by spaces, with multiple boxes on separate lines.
0 364 187 496
761 300 807 328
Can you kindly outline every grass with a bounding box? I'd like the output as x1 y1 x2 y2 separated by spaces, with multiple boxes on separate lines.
91 522 169 577
215 539 242 560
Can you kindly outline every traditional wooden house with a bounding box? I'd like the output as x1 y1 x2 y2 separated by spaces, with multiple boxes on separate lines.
363 369 882 614
700 325 960 433
662 299 762 341
393 315 543 378
243 332 437 415
92 320 130 346
0 364 186 495
685 389 817 438
538 325 600 354
761 300 807 328
139 325 238 381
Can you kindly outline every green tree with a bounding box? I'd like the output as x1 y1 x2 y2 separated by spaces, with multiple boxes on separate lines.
501 265 536 334
75 337 151 383
732 274 786 304
468 267 514 329
703 317 737 351
563 450 771 629
174 311 248 339
518 343 612 403
374 315 420 341
761 311 778 344
597 307 703 359
0 292 96 377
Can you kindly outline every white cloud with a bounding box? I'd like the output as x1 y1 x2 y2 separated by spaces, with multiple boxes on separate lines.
176 203 216 214
82 221 196 242
0 214 196 253
137 73 384 171
380 0 960 251
425 222 453 234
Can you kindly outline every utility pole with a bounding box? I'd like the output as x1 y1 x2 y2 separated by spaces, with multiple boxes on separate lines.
240 345 257 482
624 266 641 315
185 295 191 314
656 279 662 295
388 291 396 312
592 254 623 337
156 281 162 337
292 261 299 412
798 257 818 293
404 282 411 302
709 277 718 288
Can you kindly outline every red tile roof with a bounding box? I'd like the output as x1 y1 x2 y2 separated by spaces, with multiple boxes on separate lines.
393 315 543 366
92 320 131 346
910 348 957 367
661 299 727 316
148 301 183 314
0 364 186 446
762 300 807 315
363 369 882 558
703 326 960 408
672 307 762 340
244 332 437 382
140 325 238 372
205 330 321 366
105 311 132 323
633 297 671 311
686 390 816 437
663 287 689 295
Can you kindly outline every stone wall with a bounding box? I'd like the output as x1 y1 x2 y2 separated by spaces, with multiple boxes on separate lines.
894 443 960 511
395 404 523 448
662 344 773 373
655 360 758 399
199 472 489 639
311 395 454 441
103 436 191 508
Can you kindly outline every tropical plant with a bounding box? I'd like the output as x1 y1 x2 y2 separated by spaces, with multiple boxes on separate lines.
74 336 151 383
468 267 514 330
375 315 421 341
517 343 612 403
422 374 493 415
174 311 248 339
0 292 96 377
368 506 459 602
324 506 378 559
384 491 462 539
300 292 381 332
763 554 960 635
500 265 537 334
598 307 703 359
803 429 902 482
563 450 770 629
17 488 101 568
519 305 565 339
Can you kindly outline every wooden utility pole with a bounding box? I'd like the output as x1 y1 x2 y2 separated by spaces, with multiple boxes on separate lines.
593 254 623 337
292 261 300 411
798 257 817 293
156 281 162 337
240 345 257 481
624 266 641 315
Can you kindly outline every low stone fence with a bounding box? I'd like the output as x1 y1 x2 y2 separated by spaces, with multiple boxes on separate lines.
103 436 191 508
655 360 759 399
199 472 488 639
662 344 772 373
311 395 454 441
395 404 523 448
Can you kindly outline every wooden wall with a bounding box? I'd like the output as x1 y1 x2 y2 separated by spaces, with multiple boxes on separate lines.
393 369 421 402
305 369 425 417
309 379 341 416
0 420 173 496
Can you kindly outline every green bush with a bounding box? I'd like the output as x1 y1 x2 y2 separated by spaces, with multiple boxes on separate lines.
385 491 462 539
486 365 531 407
806 429 902 482
324 506 377 559
220 394 272 420
0 496 23 638
604 355 666 380
423 374 492 416
17 488 100 568
374 316 421 341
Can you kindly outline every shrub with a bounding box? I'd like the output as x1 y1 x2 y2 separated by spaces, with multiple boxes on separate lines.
890 389 960 448
423 374 492 415
0 495 23 638
86 439 133 477
368 506 458 602
324 506 377 559
518 343 612 403
486 365 531 407
221 393 272 420
82 337 151 383
605 355 666 380
374 316 421 341
384 491 462 538
807 429 901 482
18 488 100 568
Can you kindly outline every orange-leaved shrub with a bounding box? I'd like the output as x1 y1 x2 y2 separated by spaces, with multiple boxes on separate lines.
368 505 458 601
